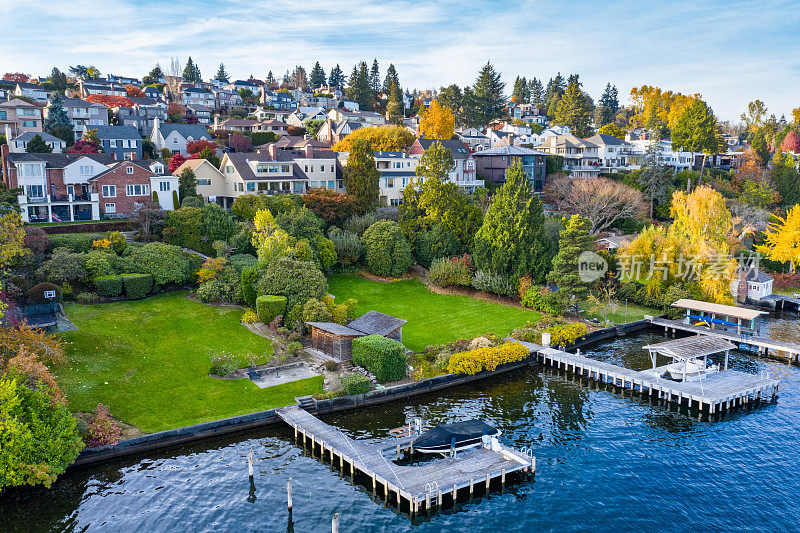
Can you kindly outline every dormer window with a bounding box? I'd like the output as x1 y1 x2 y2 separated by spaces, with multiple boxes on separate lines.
126 166 134 174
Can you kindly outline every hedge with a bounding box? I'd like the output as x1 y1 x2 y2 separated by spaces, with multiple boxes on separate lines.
122 273 154 300
341 373 371 395
351 335 407 383
94 275 123 297
47 233 105 253
172 190 180 210
256 295 287 324
240 267 259 308
447 342 529 375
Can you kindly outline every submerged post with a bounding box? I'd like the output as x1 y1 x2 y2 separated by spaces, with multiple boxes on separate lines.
247 448 254 478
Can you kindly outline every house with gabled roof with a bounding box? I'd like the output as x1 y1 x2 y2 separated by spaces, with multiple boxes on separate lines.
287 106 328 127
90 160 178 216
0 98 44 136
14 82 49 103
585 133 636 173
93 125 142 161
172 158 227 206
46 97 108 139
8 132 67 154
535 134 600 178
409 138 480 191
150 117 212 156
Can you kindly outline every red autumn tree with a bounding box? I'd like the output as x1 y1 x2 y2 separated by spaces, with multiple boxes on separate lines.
228 133 252 152
167 102 185 116
3 72 30 83
125 85 145 97
85 94 135 108
67 139 100 154
186 140 218 155
287 125 306 137
168 153 187 173
302 188 359 226
780 130 800 153
183 112 199 124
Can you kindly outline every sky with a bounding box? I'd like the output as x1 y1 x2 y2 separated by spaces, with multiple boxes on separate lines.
1 0 798 121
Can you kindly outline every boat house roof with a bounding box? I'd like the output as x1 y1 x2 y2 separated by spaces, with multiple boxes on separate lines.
670 299 767 321
346 310 406 336
643 335 736 361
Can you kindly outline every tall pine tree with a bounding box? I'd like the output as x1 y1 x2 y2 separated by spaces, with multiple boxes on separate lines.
345 62 373 111
182 57 201 82
370 59 381 95
309 62 326 89
511 76 529 104
528 77 544 107
547 214 594 308
214 63 229 82
554 82 592 137
328 64 344 89
473 62 505 125
382 64 399 94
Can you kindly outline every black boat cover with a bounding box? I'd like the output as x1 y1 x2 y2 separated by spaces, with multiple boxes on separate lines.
412 420 497 449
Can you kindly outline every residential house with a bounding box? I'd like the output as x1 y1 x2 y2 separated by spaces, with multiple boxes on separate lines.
488 129 517 148
267 136 329 151
182 86 215 108
536 134 600 178
342 99 360 111
172 158 227 206
213 89 243 113
508 103 547 125
0 99 43 136
91 160 178 216
360 151 418 206
253 107 291 122
224 80 259 92
472 145 548 191
8 131 67 153
585 134 637 173
77 79 127 98
115 97 167 136
219 147 307 202
185 104 213 125
731 269 774 303
260 119 289 136
46 97 108 139
327 108 386 126
94 125 143 161
299 94 338 109
284 145 341 192
14 82 49 103
626 139 694 171
143 86 164 100
455 128 490 152
1 147 112 222
287 107 328 127
409 138 480 191
150 118 212 156
260 89 295 110
316 119 362 145
106 74 141 86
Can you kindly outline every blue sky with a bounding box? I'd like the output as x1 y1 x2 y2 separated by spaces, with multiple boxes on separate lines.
1 0 798 121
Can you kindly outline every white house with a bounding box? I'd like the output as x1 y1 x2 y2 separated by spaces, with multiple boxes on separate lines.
150 118 212 156
14 82 49 103
338 150 418 206
731 269 774 302
536 134 601 178
585 134 637 173
409 138 480 191
8 131 67 153
287 107 328 127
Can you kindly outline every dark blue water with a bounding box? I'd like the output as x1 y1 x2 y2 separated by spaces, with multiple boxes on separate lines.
3 319 800 532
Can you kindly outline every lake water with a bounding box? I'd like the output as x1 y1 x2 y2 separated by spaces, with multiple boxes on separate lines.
3 316 800 532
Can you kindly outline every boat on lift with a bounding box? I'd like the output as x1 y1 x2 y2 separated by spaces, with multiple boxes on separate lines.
411 420 501 455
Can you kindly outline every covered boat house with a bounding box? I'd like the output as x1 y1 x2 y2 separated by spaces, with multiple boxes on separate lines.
643 335 736 382
306 310 406 361
671 298 767 335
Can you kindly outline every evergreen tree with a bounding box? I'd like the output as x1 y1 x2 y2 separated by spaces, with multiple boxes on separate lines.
672 99 723 187
473 161 550 281
46 68 68 93
512 76 529 103
309 62 326 89
599 83 619 113
179 167 199 200
26 134 52 153
265 71 276 90
370 59 381 95
567 73 581 88
142 64 164 85
214 63 230 83
473 62 505 125
45 93 72 131
438 84 463 126
528 77 544 107
182 57 201 82
345 62 373 111
328 64 344 90
544 73 565 116
460 87 483 128
547 214 594 306
382 64 399 94
386 80 404 124
554 82 593 136
344 140 380 212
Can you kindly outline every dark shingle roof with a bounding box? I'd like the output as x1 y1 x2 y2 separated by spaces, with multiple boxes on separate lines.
347 311 406 336
306 322 364 336
7 152 112 168
586 134 625 146
415 138 471 159
58 97 106 108
12 132 65 143
159 123 211 140
94 125 141 140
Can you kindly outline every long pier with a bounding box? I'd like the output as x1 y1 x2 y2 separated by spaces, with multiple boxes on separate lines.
276 405 535 514
651 318 800 361
521 342 779 415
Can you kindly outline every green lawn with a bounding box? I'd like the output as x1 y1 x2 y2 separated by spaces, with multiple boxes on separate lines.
580 300 662 325
328 275 541 352
55 292 323 433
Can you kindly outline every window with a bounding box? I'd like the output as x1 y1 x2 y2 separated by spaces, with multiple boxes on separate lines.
246 183 255 191
125 184 149 196
26 184 44 198
89 108 98 115
304 165 308 172
21 163 43 177
328 180 334 188
386 177 394 188
79 165 92 175
105 203 116 213
281 165 290 173
21 120 37 128
125 152 136 161
310 181 318 188
310 165 314 173
159 181 171 192
198 179 211 186
102 185 116 197
331 165 335 172
0 111 5 120
126 166 134 174
110 140 117 148
226 165 234 173
19 108 37 116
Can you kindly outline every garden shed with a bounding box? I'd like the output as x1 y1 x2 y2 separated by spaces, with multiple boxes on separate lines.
307 310 406 361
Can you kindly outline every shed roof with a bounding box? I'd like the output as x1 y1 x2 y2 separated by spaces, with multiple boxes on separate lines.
306 322 364 336
670 299 767 320
643 335 736 361
347 310 406 336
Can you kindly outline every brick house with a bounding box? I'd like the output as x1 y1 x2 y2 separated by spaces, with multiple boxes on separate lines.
90 161 178 217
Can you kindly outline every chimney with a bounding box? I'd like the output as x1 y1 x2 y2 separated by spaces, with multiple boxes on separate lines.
268 143 277 160
213 115 219 130
153 116 160 135
304 144 313 158
736 268 748 304
4 124 12 143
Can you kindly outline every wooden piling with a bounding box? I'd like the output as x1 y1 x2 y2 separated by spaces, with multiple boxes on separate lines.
331 512 339 533
287 477 293 511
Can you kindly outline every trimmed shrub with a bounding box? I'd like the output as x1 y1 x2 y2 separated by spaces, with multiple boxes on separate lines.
172 190 180 210
119 242 199 286
344 212 378 236
94 275 123 297
122 273 154 299
240 266 259 308
341 373 371 395
287 341 303 356
447 341 529 375
303 298 331 323
84 250 115 279
37 248 86 285
414 225 461 268
362 221 413 277
547 323 587 347
471 270 517 297
76 292 99 304
255 257 328 316
229 253 258 273
28 282 61 303
257 295 287 324
181 196 203 208
329 229 362 266
47 233 104 253
428 256 473 287
352 335 407 383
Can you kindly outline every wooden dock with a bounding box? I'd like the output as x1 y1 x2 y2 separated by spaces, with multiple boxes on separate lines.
651 317 800 361
276 405 535 514
520 342 779 415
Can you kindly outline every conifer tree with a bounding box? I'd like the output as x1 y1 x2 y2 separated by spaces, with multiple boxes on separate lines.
344 140 380 212
309 62 326 89
26 134 52 154
547 214 594 307
328 64 344 89
473 62 505 125
554 82 592 137
528 77 544 107
370 59 381 95
214 63 229 83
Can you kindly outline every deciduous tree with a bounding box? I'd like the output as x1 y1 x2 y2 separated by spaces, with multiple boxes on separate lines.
419 100 455 140
757 204 800 272
546 176 646 233
332 125 415 152
597 123 624 139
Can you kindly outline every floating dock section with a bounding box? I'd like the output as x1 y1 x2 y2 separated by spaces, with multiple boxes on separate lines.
521 341 780 414
276 405 535 514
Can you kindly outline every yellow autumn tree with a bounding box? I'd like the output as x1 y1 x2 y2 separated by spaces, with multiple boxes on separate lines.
0 212 27 273
756 204 800 272
331 125 416 152
252 209 292 266
418 100 455 140
628 85 698 130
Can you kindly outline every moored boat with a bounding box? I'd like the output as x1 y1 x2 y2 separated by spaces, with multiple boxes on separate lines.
411 420 501 454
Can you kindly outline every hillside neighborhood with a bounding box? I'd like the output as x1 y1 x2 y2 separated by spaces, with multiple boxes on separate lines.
3 55 800 520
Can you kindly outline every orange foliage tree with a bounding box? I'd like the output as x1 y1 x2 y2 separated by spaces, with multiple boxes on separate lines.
0 323 66 366
85 94 135 108
125 85 145 97
302 188 359 226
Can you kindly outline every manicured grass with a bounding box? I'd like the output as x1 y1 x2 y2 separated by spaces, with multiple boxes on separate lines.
55 292 323 433
328 275 541 352
580 300 662 325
